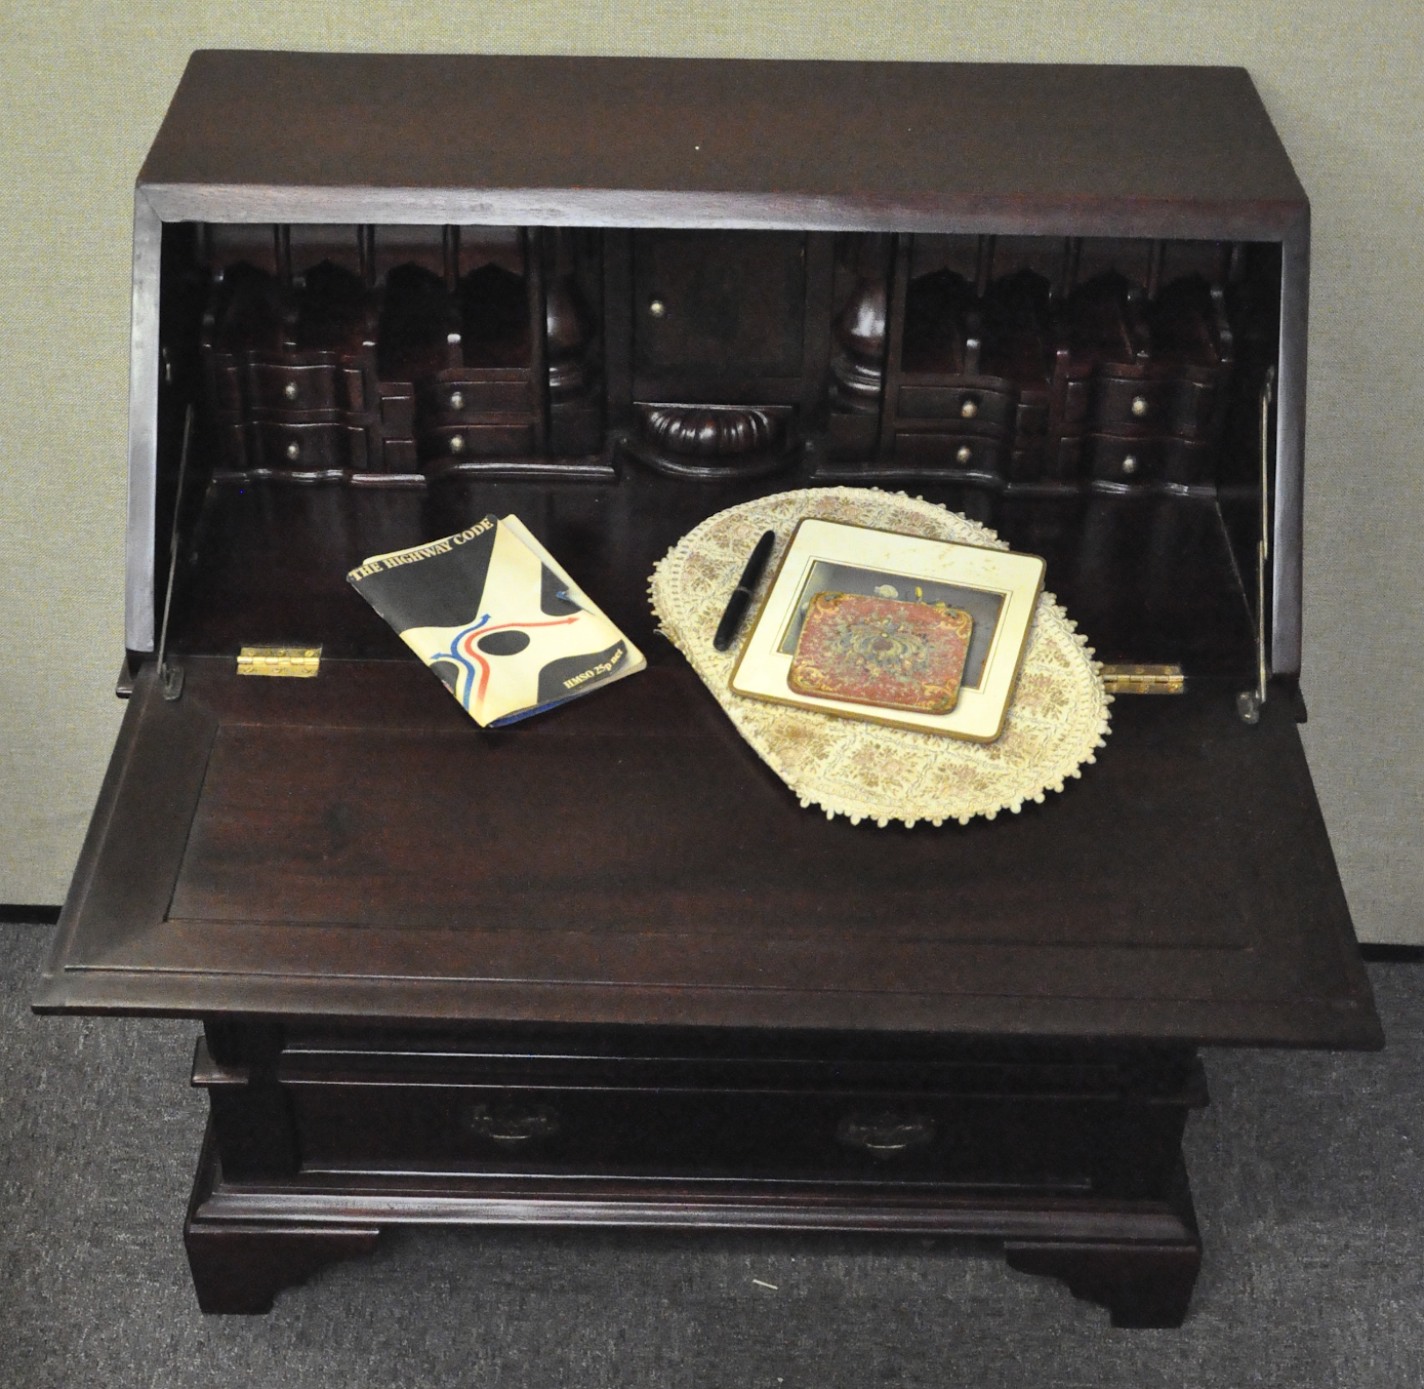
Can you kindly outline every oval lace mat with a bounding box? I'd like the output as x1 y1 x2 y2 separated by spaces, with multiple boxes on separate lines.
649 487 1112 826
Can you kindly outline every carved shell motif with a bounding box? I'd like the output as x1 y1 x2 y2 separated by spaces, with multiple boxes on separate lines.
638 405 780 457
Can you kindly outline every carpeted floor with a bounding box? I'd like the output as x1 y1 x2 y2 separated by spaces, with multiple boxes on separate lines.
2 919 1420 1388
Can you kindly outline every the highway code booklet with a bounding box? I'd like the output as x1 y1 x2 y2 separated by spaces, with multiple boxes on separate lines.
347 515 645 727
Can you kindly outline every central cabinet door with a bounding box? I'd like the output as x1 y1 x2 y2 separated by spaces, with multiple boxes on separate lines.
632 230 808 398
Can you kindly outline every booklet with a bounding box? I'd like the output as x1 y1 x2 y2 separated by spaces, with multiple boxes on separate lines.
347 515 645 727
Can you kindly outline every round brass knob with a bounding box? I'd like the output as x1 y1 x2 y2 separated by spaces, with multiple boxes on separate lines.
284 441 300 461
960 398 978 420
955 446 972 465
449 391 465 410
648 298 667 319
1131 395 1148 417
449 434 466 455
283 381 299 401
1122 453 1138 475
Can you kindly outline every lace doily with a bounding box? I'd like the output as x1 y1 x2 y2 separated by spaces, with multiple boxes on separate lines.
649 487 1112 826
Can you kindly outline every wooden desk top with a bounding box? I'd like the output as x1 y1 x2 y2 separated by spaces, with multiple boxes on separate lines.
139 53 1305 238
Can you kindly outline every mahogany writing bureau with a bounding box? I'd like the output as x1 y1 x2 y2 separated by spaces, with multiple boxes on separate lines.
36 52 1380 1327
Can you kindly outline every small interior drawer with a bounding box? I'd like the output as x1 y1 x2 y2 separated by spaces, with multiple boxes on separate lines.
896 383 1016 431
420 420 536 462
248 418 355 474
1094 374 1219 439
1085 433 1213 486
418 373 532 421
892 430 1007 476
244 358 344 415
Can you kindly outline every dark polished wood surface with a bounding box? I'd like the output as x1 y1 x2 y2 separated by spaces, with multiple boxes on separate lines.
38 643 1377 1047
183 1113 1203 1325
49 53 1373 1323
163 474 1260 676
142 54 1304 237
180 1010 1209 1325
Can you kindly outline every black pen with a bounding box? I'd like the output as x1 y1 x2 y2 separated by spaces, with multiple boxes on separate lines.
712 529 776 652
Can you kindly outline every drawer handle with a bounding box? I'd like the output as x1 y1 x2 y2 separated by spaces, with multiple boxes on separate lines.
465 1102 560 1145
836 1111 935 1156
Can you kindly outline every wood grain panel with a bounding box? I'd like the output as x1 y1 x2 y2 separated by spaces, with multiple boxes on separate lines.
39 659 1378 1048
142 56 1304 239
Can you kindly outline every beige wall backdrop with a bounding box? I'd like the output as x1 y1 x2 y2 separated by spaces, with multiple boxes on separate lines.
2 3 1420 940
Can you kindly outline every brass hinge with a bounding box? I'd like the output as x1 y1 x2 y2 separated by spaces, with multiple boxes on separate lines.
1100 662 1185 696
236 645 322 678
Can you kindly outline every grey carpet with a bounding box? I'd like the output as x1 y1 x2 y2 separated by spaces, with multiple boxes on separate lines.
2 919 1420 1388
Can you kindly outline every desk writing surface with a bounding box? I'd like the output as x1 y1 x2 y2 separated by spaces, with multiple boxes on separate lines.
38 648 1378 1050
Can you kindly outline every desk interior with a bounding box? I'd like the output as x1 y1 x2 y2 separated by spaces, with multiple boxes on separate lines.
168 471 1259 680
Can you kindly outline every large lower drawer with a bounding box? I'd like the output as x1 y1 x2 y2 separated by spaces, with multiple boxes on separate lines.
255 1036 1204 1199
